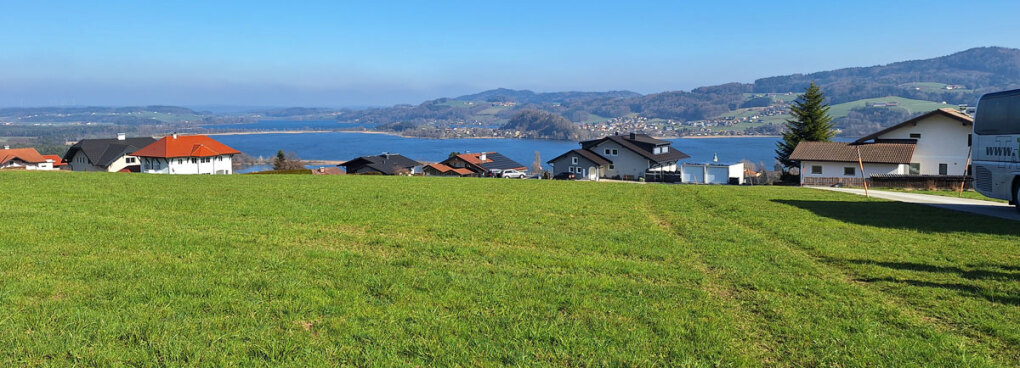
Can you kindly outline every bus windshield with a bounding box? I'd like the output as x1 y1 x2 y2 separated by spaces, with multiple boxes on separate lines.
975 91 1020 135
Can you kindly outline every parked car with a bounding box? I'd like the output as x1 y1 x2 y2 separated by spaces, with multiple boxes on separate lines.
501 169 527 179
553 172 577 180
485 169 503 178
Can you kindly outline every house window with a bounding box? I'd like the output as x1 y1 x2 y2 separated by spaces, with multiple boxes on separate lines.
218 156 224 162
571 157 578 164
178 159 183 164
125 157 136 164
604 148 611 155
811 165 822 175
908 163 920 175
191 158 198 164
661 146 668 153
611 149 618 155
608 164 615 170
967 134 972 147
568 167 574 173
844 167 856 176
653 147 660 154
200 157 211 163
938 163 948 175
909 133 921 139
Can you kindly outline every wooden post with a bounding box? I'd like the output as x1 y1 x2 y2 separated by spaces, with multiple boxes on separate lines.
856 146 869 198
958 148 972 197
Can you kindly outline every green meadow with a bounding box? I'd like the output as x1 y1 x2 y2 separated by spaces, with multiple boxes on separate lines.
1 172 1018 366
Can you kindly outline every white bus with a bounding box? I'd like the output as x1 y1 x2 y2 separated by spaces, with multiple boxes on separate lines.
972 89 1020 211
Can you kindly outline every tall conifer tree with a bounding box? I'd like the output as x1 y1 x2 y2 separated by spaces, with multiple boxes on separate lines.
776 83 835 169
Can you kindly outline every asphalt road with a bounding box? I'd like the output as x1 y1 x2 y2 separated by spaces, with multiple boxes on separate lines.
814 187 1020 222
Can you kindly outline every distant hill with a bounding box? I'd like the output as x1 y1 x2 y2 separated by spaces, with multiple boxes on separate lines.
345 47 1020 137
751 47 1020 105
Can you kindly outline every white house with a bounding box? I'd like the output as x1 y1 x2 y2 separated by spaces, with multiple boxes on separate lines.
788 108 972 186
547 133 690 180
0 146 56 170
851 108 973 176
62 133 156 172
132 133 241 175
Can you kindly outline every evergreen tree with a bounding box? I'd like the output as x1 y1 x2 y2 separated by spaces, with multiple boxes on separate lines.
272 150 287 171
776 83 835 169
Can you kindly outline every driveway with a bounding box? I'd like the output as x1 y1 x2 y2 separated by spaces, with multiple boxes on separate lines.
813 187 1020 222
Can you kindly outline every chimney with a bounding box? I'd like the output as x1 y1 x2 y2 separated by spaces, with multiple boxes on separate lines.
117 133 126 141
479 152 487 161
172 132 178 139
2 145 9 150
629 132 636 140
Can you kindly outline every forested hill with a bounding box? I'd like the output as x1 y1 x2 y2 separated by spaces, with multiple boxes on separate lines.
455 88 642 104
751 47 1020 105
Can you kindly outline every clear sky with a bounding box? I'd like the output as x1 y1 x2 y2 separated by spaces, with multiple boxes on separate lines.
2 0 1019 107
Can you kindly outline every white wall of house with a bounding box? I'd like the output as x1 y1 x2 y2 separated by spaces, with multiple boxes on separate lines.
1 159 52 170
549 154 602 179
873 114 971 175
108 155 141 172
799 161 906 185
142 155 233 174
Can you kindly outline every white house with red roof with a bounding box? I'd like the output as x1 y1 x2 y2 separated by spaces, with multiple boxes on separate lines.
132 133 241 174
0 146 58 171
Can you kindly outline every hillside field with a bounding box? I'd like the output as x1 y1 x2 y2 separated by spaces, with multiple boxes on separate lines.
1 172 1019 366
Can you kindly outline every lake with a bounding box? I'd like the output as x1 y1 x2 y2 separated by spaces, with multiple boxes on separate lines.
215 132 784 173
202 120 376 131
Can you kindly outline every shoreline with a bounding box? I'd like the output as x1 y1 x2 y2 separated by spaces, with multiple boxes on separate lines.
207 129 780 140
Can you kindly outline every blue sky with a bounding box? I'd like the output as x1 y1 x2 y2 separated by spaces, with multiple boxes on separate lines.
1 0 1019 107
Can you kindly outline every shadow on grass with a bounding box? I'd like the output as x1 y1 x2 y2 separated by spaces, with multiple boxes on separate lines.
857 277 1020 306
821 257 1020 306
772 199 1020 236
840 259 1020 282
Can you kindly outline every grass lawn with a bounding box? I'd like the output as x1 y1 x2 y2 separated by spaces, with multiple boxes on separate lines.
881 188 1009 203
1 172 1018 366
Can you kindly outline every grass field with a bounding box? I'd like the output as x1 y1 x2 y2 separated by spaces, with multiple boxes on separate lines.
829 96 951 118
1 172 1019 366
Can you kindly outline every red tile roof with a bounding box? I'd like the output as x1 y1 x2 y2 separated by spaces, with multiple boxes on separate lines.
0 148 47 165
456 152 494 165
131 135 241 158
425 163 474 176
790 141 916 164
42 154 66 166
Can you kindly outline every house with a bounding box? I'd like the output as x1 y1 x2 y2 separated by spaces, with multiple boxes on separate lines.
547 133 689 180
425 152 527 177
341 153 422 175
132 133 241 174
790 142 916 186
62 133 156 172
0 146 57 170
851 108 973 176
42 155 68 170
681 162 745 184
789 108 974 186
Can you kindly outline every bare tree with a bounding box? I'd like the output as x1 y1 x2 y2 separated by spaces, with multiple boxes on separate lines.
531 151 543 174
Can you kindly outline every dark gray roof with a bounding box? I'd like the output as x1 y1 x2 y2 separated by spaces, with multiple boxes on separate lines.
341 153 421 175
547 149 612 166
790 141 916 164
582 133 690 163
63 137 157 167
